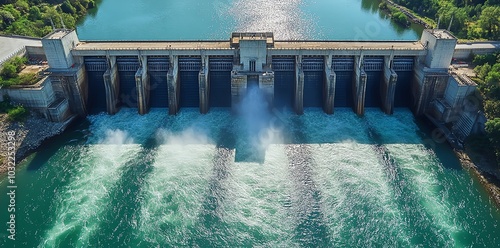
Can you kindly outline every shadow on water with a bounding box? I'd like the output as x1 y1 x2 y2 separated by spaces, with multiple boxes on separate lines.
191 148 234 247
232 84 273 163
285 118 331 247
415 118 462 171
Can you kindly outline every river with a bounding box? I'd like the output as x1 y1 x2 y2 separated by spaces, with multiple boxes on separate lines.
1 0 499 247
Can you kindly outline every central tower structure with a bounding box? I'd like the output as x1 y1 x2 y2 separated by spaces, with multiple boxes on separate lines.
230 32 275 110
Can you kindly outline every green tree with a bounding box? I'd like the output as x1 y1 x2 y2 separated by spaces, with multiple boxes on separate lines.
484 100 500 119
478 6 500 39
14 0 30 13
0 64 17 79
485 118 500 161
0 9 15 25
6 105 28 122
1 4 20 19
474 63 491 80
28 5 41 21
60 0 75 14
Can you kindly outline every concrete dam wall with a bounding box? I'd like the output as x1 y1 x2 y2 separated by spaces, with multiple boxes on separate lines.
18 29 482 143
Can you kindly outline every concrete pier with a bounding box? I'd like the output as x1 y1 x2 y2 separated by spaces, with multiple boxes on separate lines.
135 56 149 115
259 72 274 108
199 56 210 114
413 67 450 116
49 64 88 117
103 56 120 114
295 56 304 115
323 55 336 114
381 56 398 114
167 56 180 115
36 29 475 122
353 55 367 115
230 72 247 111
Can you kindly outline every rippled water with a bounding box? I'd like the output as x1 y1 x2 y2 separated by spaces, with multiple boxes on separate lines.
1 107 499 247
76 0 422 40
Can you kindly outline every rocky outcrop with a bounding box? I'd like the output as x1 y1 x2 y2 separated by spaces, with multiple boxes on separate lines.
0 112 73 174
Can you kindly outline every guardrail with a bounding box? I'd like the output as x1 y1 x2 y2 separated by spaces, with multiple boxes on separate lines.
0 47 27 67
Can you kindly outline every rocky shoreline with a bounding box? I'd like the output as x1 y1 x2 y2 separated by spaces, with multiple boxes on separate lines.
383 0 433 28
0 112 74 174
456 150 500 207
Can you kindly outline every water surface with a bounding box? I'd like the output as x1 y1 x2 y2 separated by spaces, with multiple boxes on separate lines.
76 0 423 40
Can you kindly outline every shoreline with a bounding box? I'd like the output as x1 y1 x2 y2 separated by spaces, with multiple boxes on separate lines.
0 113 75 175
456 149 500 207
382 0 434 29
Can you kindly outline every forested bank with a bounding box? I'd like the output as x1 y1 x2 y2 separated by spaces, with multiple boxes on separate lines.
385 0 500 40
0 0 95 37
470 53 500 165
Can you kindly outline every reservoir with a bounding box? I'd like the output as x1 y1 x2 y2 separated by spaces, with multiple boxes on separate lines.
1 0 499 247
76 0 423 40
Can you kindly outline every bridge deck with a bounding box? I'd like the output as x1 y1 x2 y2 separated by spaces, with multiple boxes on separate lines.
74 40 424 51
72 40 426 57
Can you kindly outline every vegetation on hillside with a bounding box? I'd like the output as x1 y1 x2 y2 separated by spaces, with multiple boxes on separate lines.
0 56 38 87
0 0 95 37
387 0 500 40
0 95 28 122
470 53 500 164
379 2 411 27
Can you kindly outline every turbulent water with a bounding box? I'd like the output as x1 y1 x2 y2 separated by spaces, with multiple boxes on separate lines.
1 100 500 246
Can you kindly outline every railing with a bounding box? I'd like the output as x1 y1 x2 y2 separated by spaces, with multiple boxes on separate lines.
0 47 26 67
272 57 295 71
302 57 324 71
363 57 384 71
117 62 140 71
148 62 169 71
393 57 414 71
85 62 108 71
179 57 201 71
332 58 354 71
209 57 233 71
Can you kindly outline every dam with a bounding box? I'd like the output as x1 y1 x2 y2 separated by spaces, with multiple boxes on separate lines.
33 28 479 143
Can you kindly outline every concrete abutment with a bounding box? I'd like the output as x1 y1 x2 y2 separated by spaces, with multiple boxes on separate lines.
381 56 398 115
167 56 180 115
353 55 367 115
135 56 150 115
103 56 120 115
294 56 304 115
323 55 336 115
199 56 210 114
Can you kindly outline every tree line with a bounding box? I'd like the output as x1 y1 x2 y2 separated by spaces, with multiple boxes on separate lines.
391 0 500 40
0 0 95 37
471 53 500 164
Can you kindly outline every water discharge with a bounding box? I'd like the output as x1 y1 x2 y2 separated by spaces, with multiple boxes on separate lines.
1 105 499 247
42 130 140 247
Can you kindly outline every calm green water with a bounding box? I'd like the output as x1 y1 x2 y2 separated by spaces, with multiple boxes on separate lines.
76 0 423 40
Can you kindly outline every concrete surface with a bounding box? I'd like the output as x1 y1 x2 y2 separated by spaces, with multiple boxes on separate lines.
0 36 42 64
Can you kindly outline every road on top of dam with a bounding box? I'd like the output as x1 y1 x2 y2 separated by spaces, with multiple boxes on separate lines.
73 40 425 51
